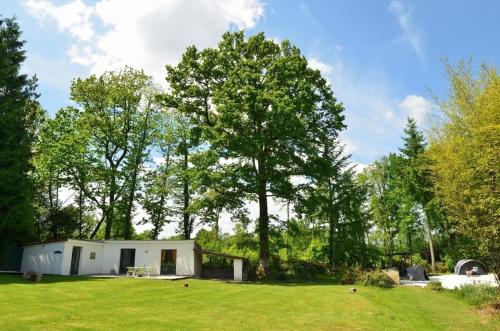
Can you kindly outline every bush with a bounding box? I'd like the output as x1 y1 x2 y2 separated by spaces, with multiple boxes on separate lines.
337 266 364 285
363 271 393 288
455 284 499 308
411 254 429 270
268 259 328 281
443 254 457 273
426 281 443 291
435 262 448 274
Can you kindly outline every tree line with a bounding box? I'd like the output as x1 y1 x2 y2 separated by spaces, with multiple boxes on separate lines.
1 17 498 277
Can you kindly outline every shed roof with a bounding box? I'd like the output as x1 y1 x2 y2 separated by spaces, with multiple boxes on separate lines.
194 248 249 261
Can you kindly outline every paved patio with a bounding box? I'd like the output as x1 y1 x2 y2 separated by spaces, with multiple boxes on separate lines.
401 274 498 289
87 274 190 280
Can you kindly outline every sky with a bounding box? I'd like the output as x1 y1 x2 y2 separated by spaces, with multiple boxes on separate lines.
2 0 499 235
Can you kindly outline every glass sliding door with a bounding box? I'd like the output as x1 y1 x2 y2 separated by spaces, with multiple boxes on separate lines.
160 249 176 275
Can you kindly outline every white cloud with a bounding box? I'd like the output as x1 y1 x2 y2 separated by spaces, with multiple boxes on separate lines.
342 138 358 155
353 162 368 174
319 57 409 163
308 57 333 75
25 0 264 82
25 0 95 41
398 95 433 125
388 0 424 62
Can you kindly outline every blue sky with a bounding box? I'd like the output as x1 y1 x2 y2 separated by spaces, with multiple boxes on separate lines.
2 0 500 168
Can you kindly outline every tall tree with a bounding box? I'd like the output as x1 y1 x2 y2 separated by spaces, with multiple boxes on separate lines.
297 143 350 269
164 46 221 239
140 111 178 239
400 118 437 272
0 17 41 253
70 67 157 239
120 83 159 239
428 61 500 276
210 32 345 274
166 32 345 274
362 154 408 267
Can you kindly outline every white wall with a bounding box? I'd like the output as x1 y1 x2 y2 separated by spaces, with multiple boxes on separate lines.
21 242 66 275
233 259 243 281
22 240 197 276
61 240 104 276
100 240 196 276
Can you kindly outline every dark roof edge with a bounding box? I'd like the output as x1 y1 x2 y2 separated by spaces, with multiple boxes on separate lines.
194 248 249 260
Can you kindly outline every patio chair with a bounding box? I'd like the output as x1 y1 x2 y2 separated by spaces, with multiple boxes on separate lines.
126 267 135 277
466 266 479 277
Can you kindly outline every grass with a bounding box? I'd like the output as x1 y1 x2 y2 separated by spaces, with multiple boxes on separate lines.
0 275 498 330
455 284 499 307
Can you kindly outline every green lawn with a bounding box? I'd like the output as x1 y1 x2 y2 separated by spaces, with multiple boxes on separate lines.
0 275 497 330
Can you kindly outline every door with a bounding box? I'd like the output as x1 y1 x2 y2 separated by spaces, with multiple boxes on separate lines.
119 249 136 274
70 246 82 276
160 249 176 275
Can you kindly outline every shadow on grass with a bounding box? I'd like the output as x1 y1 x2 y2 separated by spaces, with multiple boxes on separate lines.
217 276 396 289
0 274 109 285
218 278 343 287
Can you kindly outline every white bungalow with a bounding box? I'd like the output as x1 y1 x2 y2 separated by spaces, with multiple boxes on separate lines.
20 239 247 281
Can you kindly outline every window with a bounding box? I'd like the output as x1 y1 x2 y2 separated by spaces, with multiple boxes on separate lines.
90 252 96 260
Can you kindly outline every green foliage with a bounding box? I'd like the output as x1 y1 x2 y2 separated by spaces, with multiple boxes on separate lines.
361 117 442 272
411 254 429 269
272 260 328 281
167 31 346 275
429 61 500 275
0 16 41 252
69 67 159 239
455 284 499 308
363 270 393 288
426 281 443 291
337 265 364 285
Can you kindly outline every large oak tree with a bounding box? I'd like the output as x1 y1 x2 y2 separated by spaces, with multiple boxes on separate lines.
167 32 345 274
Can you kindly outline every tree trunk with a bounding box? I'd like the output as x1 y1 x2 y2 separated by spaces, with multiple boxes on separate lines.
182 145 191 240
388 230 394 267
426 219 436 272
328 216 334 269
286 199 290 259
105 173 116 239
257 182 270 275
123 169 139 240
90 211 106 239
78 188 84 239
257 155 270 276
327 181 336 270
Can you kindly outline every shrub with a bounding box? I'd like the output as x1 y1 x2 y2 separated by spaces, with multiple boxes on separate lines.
337 266 364 285
363 271 393 288
411 254 429 270
455 284 499 308
256 263 266 279
443 254 457 273
426 281 443 291
435 262 448 274
268 259 328 281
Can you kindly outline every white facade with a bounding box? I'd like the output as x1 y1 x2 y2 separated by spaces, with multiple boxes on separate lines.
233 259 243 281
21 241 66 275
21 239 200 276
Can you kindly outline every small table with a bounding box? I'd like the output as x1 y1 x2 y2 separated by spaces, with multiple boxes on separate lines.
126 267 154 277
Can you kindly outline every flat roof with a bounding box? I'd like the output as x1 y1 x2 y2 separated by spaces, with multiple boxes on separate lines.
194 248 248 261
24 239 196 247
